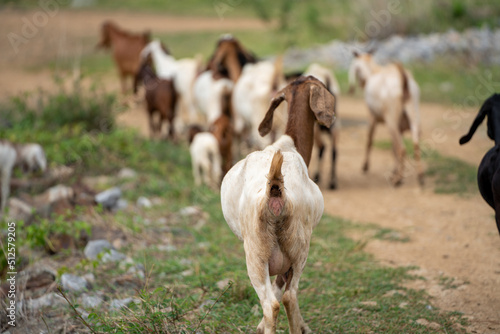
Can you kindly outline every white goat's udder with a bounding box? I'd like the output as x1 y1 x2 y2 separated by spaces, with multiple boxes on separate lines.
268 245 291 277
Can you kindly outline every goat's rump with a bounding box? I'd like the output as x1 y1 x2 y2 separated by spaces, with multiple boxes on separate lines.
478 145 500 209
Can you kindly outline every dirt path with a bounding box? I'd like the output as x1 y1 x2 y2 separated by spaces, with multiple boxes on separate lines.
2 9 500 334
319 98 500 334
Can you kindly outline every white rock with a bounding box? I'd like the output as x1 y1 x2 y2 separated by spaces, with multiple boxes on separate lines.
95 187 122 210
101 249 127 263
61 273 88 292
84 240 113 260
117 168 137 179
136 196 152 208
109 297 139 311
80 294 103 308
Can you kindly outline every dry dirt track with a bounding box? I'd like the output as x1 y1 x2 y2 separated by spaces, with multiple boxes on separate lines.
1 8 500 334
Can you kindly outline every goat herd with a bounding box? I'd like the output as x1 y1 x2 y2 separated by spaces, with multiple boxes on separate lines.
93 21 500 333
0 19 498 333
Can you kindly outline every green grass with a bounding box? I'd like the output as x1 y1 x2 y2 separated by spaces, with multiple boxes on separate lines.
3 0 497 38
375 139 478 195
425 150 478 194
408 59 500 108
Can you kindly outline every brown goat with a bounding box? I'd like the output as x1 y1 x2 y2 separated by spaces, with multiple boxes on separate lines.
209 90 234 176
96 20 150 94
136 62 178 140
206 34 257 82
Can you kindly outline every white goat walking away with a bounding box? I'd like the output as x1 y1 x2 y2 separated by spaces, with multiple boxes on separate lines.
303 63 340 189
221 76 336 334
140 40 202 127
189 131 222 190
193 70 233 124
231 59 287 151
348 51 423 186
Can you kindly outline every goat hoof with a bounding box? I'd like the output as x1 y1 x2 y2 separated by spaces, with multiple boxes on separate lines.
362 163 369 173
391 178 403 187
301 324 312 334
313 173 320 184
329 181 337 190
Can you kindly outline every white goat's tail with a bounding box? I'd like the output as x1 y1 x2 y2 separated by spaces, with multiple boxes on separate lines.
395 62 410 103
266 150 285 217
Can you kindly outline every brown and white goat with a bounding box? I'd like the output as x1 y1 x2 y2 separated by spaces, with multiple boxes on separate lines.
206 34 257 83
96 20 150 94
193 35 252 126
209 91 234 176
135 62 178 140
140 39 203 130
304 63 340 189
221 76 336 334
348 51 423 186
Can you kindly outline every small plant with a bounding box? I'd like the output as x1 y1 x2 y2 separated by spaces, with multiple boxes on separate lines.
69 283 233 333
438 274 466 290
374 228 410 243
24 211 91 251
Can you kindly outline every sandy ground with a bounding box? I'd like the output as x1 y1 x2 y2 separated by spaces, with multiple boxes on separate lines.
1 9 500 334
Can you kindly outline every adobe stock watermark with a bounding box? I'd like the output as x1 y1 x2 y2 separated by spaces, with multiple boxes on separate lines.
7 0 69 55
213 0 244 20
352 0 405 43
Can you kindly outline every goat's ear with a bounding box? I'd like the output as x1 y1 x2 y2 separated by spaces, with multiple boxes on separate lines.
259 90 286 137
459 98 490 145
309 83 336 128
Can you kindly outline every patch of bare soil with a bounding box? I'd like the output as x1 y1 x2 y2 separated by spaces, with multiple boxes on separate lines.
0 8 270 68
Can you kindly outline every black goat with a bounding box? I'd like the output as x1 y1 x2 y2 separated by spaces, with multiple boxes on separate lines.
459 93 500 234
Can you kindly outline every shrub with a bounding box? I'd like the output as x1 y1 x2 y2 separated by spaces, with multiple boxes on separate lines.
0 77 116 133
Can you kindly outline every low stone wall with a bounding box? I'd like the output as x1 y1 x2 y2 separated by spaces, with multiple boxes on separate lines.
283 27 500 70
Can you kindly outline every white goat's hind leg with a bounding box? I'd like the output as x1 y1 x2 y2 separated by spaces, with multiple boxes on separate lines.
244 245 280 333
201 160 212 188
387 121 406 187
282 265 311 334
410 120 424 185
1 167 12 214
312 126 324 184
256 275 286 334
329 129 339 189
211 152 222 190
362 115 377 173
192 159 202 186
